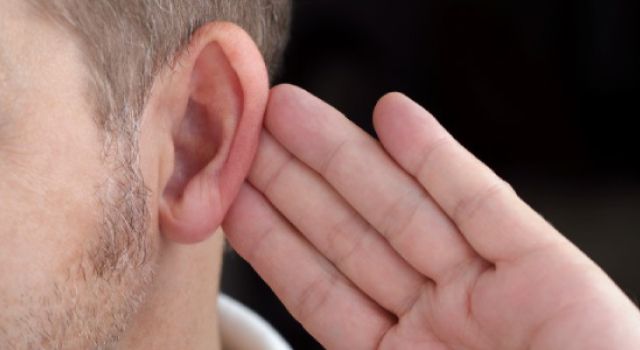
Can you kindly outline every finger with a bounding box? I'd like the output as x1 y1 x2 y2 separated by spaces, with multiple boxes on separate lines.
372 93 561 262
249 130 427 316
265 84 478 282
223 184 394 350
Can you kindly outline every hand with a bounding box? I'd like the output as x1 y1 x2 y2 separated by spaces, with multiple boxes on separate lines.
223 85 640 350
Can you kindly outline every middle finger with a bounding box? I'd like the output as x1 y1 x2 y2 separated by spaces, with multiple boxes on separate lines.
265 85 478 283
250 131 426 316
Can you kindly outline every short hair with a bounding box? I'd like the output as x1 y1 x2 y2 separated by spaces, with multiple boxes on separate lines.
27 0 292 140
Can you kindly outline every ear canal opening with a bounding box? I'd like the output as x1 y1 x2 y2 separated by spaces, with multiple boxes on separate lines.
163 98 224 203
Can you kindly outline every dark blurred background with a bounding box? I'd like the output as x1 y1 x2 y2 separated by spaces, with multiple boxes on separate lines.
222 0 640 348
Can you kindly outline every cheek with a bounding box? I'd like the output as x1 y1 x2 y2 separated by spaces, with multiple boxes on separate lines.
0 115 106 300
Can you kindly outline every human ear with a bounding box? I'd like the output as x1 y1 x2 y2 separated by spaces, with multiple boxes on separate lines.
158 22 269 244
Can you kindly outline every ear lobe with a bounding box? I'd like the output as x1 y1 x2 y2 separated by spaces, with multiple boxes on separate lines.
159 22 269 244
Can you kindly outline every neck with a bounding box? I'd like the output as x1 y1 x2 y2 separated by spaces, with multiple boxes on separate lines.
117 229 225 349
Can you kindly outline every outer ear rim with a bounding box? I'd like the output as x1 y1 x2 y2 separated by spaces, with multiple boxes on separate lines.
160 21 270 244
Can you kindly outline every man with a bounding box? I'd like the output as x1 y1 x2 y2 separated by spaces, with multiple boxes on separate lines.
1 0 290 348
0 1 638 350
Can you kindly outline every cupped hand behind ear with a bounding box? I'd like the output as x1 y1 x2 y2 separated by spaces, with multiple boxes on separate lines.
223 84 640 350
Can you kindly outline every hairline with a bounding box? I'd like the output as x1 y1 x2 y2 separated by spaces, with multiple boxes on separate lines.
28 0 291 135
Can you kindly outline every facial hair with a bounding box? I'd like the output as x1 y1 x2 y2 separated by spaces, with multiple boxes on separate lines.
0 148 156 350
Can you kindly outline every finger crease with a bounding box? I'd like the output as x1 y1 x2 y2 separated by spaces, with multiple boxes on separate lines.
262 150 294 197
326 210 370 261
414 136 451 181
452 180 509 230
384 192 425 247
295 268 340 324
246 223 278 263
319 138 350 178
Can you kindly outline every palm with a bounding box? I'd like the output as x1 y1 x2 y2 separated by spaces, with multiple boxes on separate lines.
383 246 606 349
223 85 640 350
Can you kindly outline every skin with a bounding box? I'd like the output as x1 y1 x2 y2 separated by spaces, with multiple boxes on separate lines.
0 2 151 347
224 85 640 350
1 1 639 349
1 1 268 349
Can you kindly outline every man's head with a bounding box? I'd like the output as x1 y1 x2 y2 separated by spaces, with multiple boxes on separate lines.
0 0 290 348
